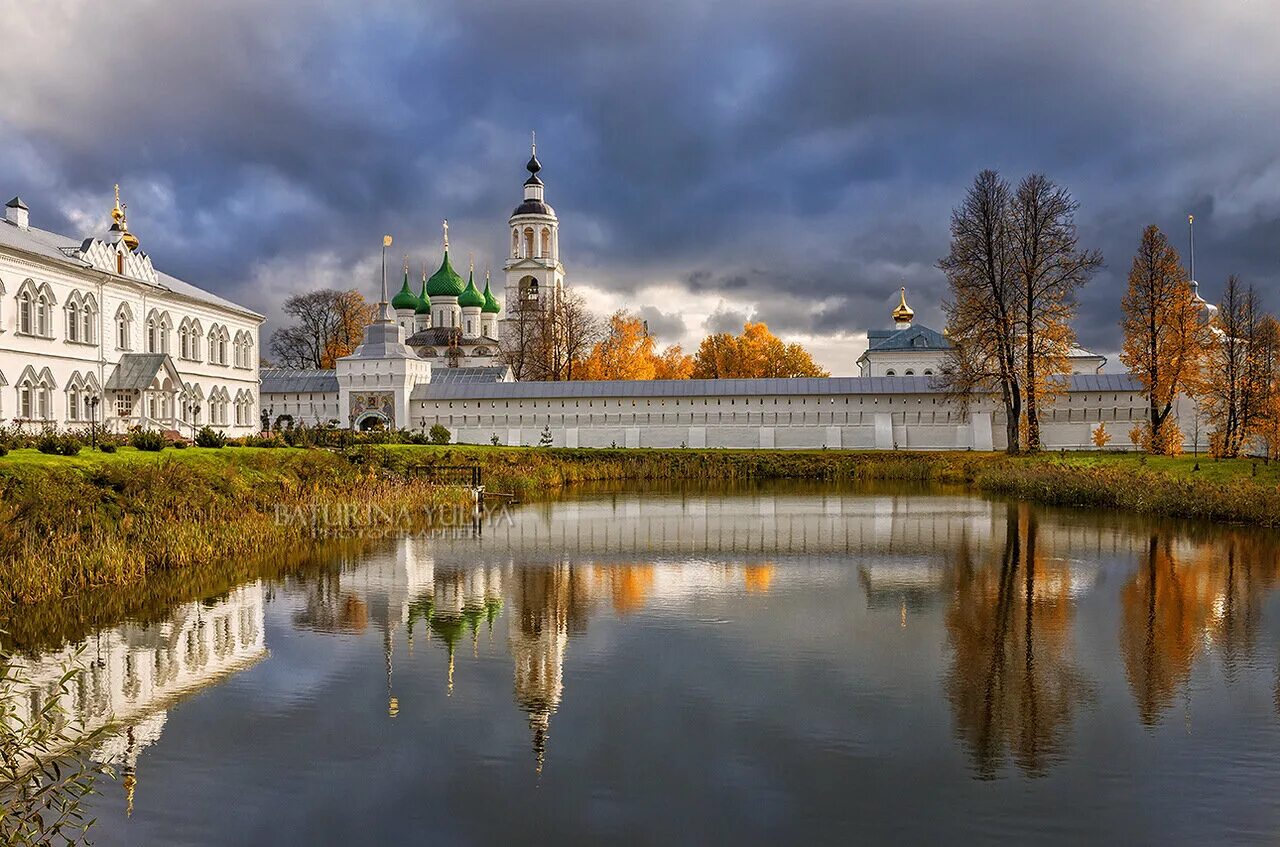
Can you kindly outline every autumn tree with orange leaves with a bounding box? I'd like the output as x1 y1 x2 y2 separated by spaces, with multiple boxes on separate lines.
577 310 693 381
1119 225 1211 454
691 322 828 379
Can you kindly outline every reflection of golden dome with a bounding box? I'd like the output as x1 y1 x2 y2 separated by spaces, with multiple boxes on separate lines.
892 287 914 324
123 769 137 817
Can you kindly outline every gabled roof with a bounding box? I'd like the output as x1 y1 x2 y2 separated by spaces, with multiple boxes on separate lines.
866 324 952 353
104 353 183 391
0 216 261 319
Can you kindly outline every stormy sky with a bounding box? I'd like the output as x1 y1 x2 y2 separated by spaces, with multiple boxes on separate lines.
1 0 1277 374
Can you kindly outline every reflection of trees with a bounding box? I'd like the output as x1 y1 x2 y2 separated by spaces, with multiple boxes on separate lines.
1119 535 1210 725
1120 531 1279 724
945 504 1094 779
291 572 368 634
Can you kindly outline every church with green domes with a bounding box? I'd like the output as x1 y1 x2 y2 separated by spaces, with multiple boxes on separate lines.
389 222 505 369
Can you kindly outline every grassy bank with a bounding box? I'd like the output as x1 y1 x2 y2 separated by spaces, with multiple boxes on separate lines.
2 444 1277 607
0 447 472 606
361 444 1280 527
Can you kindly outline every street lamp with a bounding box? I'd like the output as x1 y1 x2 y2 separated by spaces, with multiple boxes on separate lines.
88 395 100 449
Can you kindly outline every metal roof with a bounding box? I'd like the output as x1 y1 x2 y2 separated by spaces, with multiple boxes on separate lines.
412 372 1144 401
1069 372 1142 392
866 325 952 353
0 217 262 319
426 366 512 385
405 327 499 347
104 353 177 391
260 368 339 394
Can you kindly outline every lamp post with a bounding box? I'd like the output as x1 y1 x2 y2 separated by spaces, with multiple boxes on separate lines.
88 395 100 449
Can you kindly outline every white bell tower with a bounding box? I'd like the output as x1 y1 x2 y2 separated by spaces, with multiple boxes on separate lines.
502 133 565 334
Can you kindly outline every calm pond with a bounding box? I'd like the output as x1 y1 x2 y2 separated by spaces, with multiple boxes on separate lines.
6 482 1280 845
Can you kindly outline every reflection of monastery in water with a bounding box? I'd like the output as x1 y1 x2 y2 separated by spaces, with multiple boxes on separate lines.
293 491 1177 773
4 583 266 813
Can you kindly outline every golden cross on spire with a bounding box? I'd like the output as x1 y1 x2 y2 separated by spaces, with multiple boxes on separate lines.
112 184 124 223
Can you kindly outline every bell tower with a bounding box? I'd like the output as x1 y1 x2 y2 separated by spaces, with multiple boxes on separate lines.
502 133 565 334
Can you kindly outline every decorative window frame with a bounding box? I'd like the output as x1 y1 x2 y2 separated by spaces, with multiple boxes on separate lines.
15 279 56 339
115 302 134 351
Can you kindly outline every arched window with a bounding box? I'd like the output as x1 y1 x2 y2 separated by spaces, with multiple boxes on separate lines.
67 382 81 421
146 317 158 353
923 369 933 376
116 304 133 350
35 288 51 337
524 227 534 257
540 228 550 257
179 321 191 359
81 294 97 344
17 289 32 335
904 369 914 376
511 229 520 257
190 320 203 361
158 313 172 354
17 367 53 421
66 295 81 342
885 369 896 376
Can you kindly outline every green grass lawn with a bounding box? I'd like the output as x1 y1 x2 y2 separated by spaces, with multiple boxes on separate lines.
4 443 1277 487
0 445 297 469
1045 451 1280 485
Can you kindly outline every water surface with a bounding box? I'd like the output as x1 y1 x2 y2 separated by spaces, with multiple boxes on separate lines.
6 483 1280 845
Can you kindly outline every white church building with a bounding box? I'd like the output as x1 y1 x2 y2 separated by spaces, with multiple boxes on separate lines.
0 188 262 436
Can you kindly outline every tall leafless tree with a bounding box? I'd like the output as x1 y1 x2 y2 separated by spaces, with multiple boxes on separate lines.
269 289 375 369
938 170 1023 452
1009 174 1103 451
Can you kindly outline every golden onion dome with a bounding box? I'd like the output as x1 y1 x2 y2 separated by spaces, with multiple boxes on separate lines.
111 185 140 251
892 287 914 324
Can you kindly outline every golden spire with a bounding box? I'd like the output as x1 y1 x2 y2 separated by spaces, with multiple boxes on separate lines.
112 184 124 224
892 286 914 325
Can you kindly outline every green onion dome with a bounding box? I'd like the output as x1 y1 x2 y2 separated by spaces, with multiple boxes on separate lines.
481 276 501 314
458 269 485 308
391 271 420 310
415 273 431 314
425 250 465 298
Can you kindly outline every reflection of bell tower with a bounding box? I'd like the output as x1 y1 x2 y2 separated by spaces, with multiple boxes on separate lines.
502 133 565 332
509 564 572 774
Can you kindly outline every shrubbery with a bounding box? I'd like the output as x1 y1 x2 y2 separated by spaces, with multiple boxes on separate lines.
98 442 117 454
195 426 227 448
36 432 83 456
429 424 451 445
129 429 166 452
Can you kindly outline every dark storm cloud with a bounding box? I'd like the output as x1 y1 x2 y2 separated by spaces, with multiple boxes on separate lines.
2 0 1277 365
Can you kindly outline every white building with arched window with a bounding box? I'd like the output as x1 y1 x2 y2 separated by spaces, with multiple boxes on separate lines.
0 190 262 436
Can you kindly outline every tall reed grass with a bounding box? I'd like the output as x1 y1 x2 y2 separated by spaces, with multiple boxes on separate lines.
0 450 472 606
